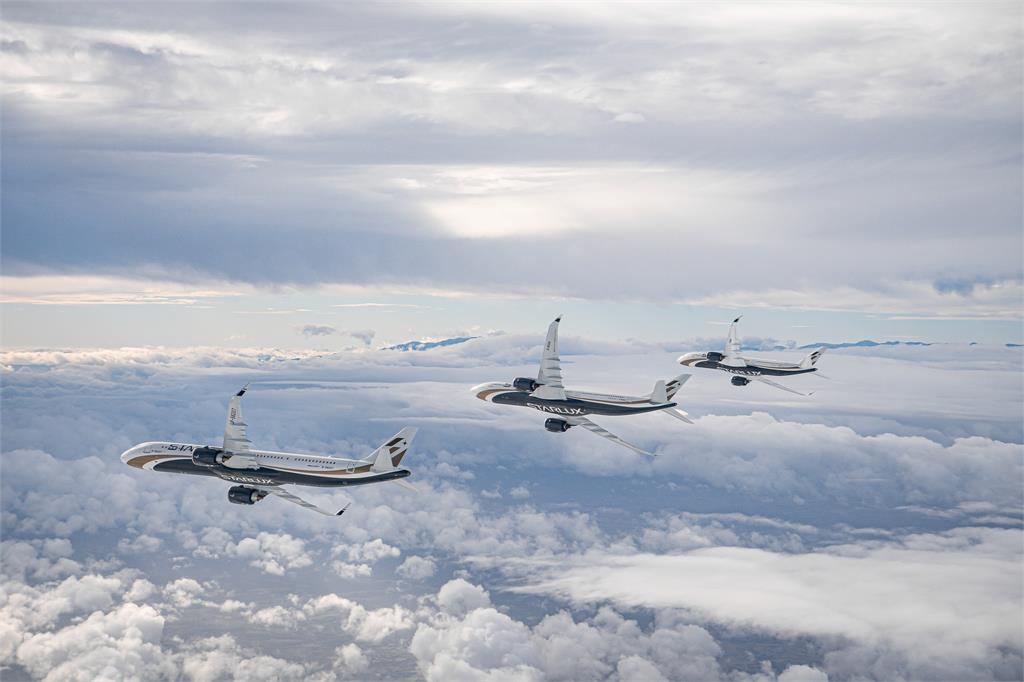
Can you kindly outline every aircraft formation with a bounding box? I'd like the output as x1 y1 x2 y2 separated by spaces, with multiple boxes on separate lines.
122 316 827 514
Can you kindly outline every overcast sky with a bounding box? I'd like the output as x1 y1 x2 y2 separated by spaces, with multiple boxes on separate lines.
1 2 1021 347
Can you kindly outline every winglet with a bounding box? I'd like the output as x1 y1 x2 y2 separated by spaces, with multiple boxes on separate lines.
733 316 742 324
336 503 351 517
236 383 249 397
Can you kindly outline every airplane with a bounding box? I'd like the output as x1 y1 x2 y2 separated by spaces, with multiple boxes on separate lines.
677 317 826 396
120 386 417 516
472 315 692 456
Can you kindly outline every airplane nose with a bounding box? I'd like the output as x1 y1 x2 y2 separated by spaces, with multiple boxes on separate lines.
120 445 139 464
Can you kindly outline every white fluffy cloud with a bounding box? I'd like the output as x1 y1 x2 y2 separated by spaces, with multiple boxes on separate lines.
513 527 1023 680
1 340 1021 680
413 579 826 682
333 643 368 675
397 556 437 581
230 533 313 576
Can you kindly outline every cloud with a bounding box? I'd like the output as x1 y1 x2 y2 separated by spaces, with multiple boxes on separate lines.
298 324 337 337
346 329 375 346
411 579 827 682
333 643 368 675
512 527 1023 681
15 602 175 681
231 533 313 576
397 556 437 581
1 338 1020 679
683 278 1024 320
1 3 1018 314
0 274 247 306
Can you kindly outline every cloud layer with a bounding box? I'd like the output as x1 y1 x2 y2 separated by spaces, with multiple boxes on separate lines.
2 3 1020 317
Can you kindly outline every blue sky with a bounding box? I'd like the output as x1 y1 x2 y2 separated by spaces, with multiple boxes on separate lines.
1 3 1022 681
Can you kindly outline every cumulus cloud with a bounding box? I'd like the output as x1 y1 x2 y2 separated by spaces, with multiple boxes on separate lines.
397 556 437 581
1 336 1021 679
333 643 368 675
412 579 829 682
230 533 313 576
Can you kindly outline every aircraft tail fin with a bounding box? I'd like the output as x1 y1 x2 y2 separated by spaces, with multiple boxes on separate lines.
799 347 827 369
365 427 418 471
650 379 668 404
662 373 691 400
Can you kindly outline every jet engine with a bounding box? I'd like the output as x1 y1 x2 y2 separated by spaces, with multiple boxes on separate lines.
731 376 750 386
544 418 571 433
513 377 539 392
228 486 266 505
192 446 226 467
706 352 724 362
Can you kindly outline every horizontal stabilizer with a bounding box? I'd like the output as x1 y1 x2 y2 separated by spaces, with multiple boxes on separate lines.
663 408 693 424
391 478 418 493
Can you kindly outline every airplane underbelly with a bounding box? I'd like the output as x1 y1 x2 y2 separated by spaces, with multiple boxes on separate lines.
527 398 664 417
152 458 410 488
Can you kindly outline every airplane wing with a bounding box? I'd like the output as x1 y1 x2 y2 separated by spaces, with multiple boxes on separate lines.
566 415 654 457
752 376 813 397
260 486 350 516
532 315 566 400
725 316 743 359
224 385 253 452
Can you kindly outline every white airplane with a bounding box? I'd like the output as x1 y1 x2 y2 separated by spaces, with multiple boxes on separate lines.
678 317 826 396
120 386 417 516
472 316 692 456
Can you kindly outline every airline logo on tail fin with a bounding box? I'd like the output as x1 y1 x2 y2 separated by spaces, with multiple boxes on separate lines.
366 427 418 470
663 373 691 400
800 347 827 369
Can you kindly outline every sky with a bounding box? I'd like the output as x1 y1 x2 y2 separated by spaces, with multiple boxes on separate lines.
1 1 1022 348
1 3 1023 682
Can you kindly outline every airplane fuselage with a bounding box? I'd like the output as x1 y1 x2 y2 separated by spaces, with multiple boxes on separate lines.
679 351 817 377
120 441 411 488
474 385 673 417
685 359 816 377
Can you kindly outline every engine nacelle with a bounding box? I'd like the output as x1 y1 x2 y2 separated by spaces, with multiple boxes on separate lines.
731 376 750 386
706 351 724 362
192 446 226 467
228 486 266 505
513 377 539 392
544 418 571 433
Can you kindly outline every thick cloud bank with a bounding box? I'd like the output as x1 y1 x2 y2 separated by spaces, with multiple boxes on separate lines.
1 342 1021 679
